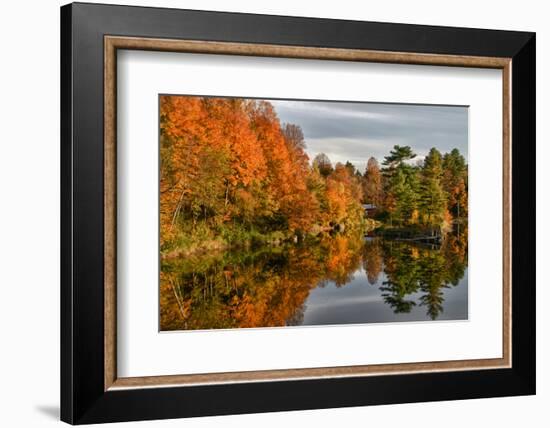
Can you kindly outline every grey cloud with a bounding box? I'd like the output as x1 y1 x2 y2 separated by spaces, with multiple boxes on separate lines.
270 99 468 173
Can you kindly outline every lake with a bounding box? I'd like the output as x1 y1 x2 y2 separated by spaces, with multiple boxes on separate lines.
160 231 468 331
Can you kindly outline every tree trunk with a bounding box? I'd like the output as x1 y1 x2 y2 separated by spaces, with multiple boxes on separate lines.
225 183 230 208
170 187 186 232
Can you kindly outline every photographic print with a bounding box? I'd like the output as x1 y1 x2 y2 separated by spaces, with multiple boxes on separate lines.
159 95 468 331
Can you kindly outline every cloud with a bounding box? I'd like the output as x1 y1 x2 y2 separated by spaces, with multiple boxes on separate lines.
270 99 468 172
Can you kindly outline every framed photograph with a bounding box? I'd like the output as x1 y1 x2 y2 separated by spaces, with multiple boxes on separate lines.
61 2 535 424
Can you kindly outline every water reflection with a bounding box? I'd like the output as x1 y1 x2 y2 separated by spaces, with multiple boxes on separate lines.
160 231 468 331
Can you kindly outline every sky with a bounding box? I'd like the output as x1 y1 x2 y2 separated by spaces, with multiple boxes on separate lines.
270 99 468 174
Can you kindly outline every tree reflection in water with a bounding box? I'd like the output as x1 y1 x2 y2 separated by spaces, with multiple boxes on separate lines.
160 229 468 331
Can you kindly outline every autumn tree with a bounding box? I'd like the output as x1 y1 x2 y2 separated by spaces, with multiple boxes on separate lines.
363 157 383 206
160 95 207 241
306 168 329 221
326 163 364 229
280 123 320 231
187 146 230 223
313 153 334 178
282 123 306 151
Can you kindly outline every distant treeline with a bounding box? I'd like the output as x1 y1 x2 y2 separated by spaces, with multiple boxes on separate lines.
160 96 467 255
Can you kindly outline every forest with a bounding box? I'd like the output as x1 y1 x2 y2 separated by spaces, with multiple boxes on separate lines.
160 95 468 258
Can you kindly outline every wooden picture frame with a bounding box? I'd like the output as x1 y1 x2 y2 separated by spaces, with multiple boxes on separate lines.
61 2 535 424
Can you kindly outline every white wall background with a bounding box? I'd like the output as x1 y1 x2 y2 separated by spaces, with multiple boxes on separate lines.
0 0 545 427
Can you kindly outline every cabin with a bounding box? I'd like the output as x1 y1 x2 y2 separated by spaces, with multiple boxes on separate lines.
362 203 377 218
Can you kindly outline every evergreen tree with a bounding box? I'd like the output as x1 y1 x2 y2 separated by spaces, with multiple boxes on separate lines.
442 148 468 218
382 145 416 169
386 165 420 226
382 146 418 226
419 176 447 230
418 148 447 232
423 147 443 179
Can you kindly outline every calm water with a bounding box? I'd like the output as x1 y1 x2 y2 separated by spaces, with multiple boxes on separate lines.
160 232 468 331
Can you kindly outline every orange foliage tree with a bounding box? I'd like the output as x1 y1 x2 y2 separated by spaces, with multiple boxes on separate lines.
160 95 365 252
